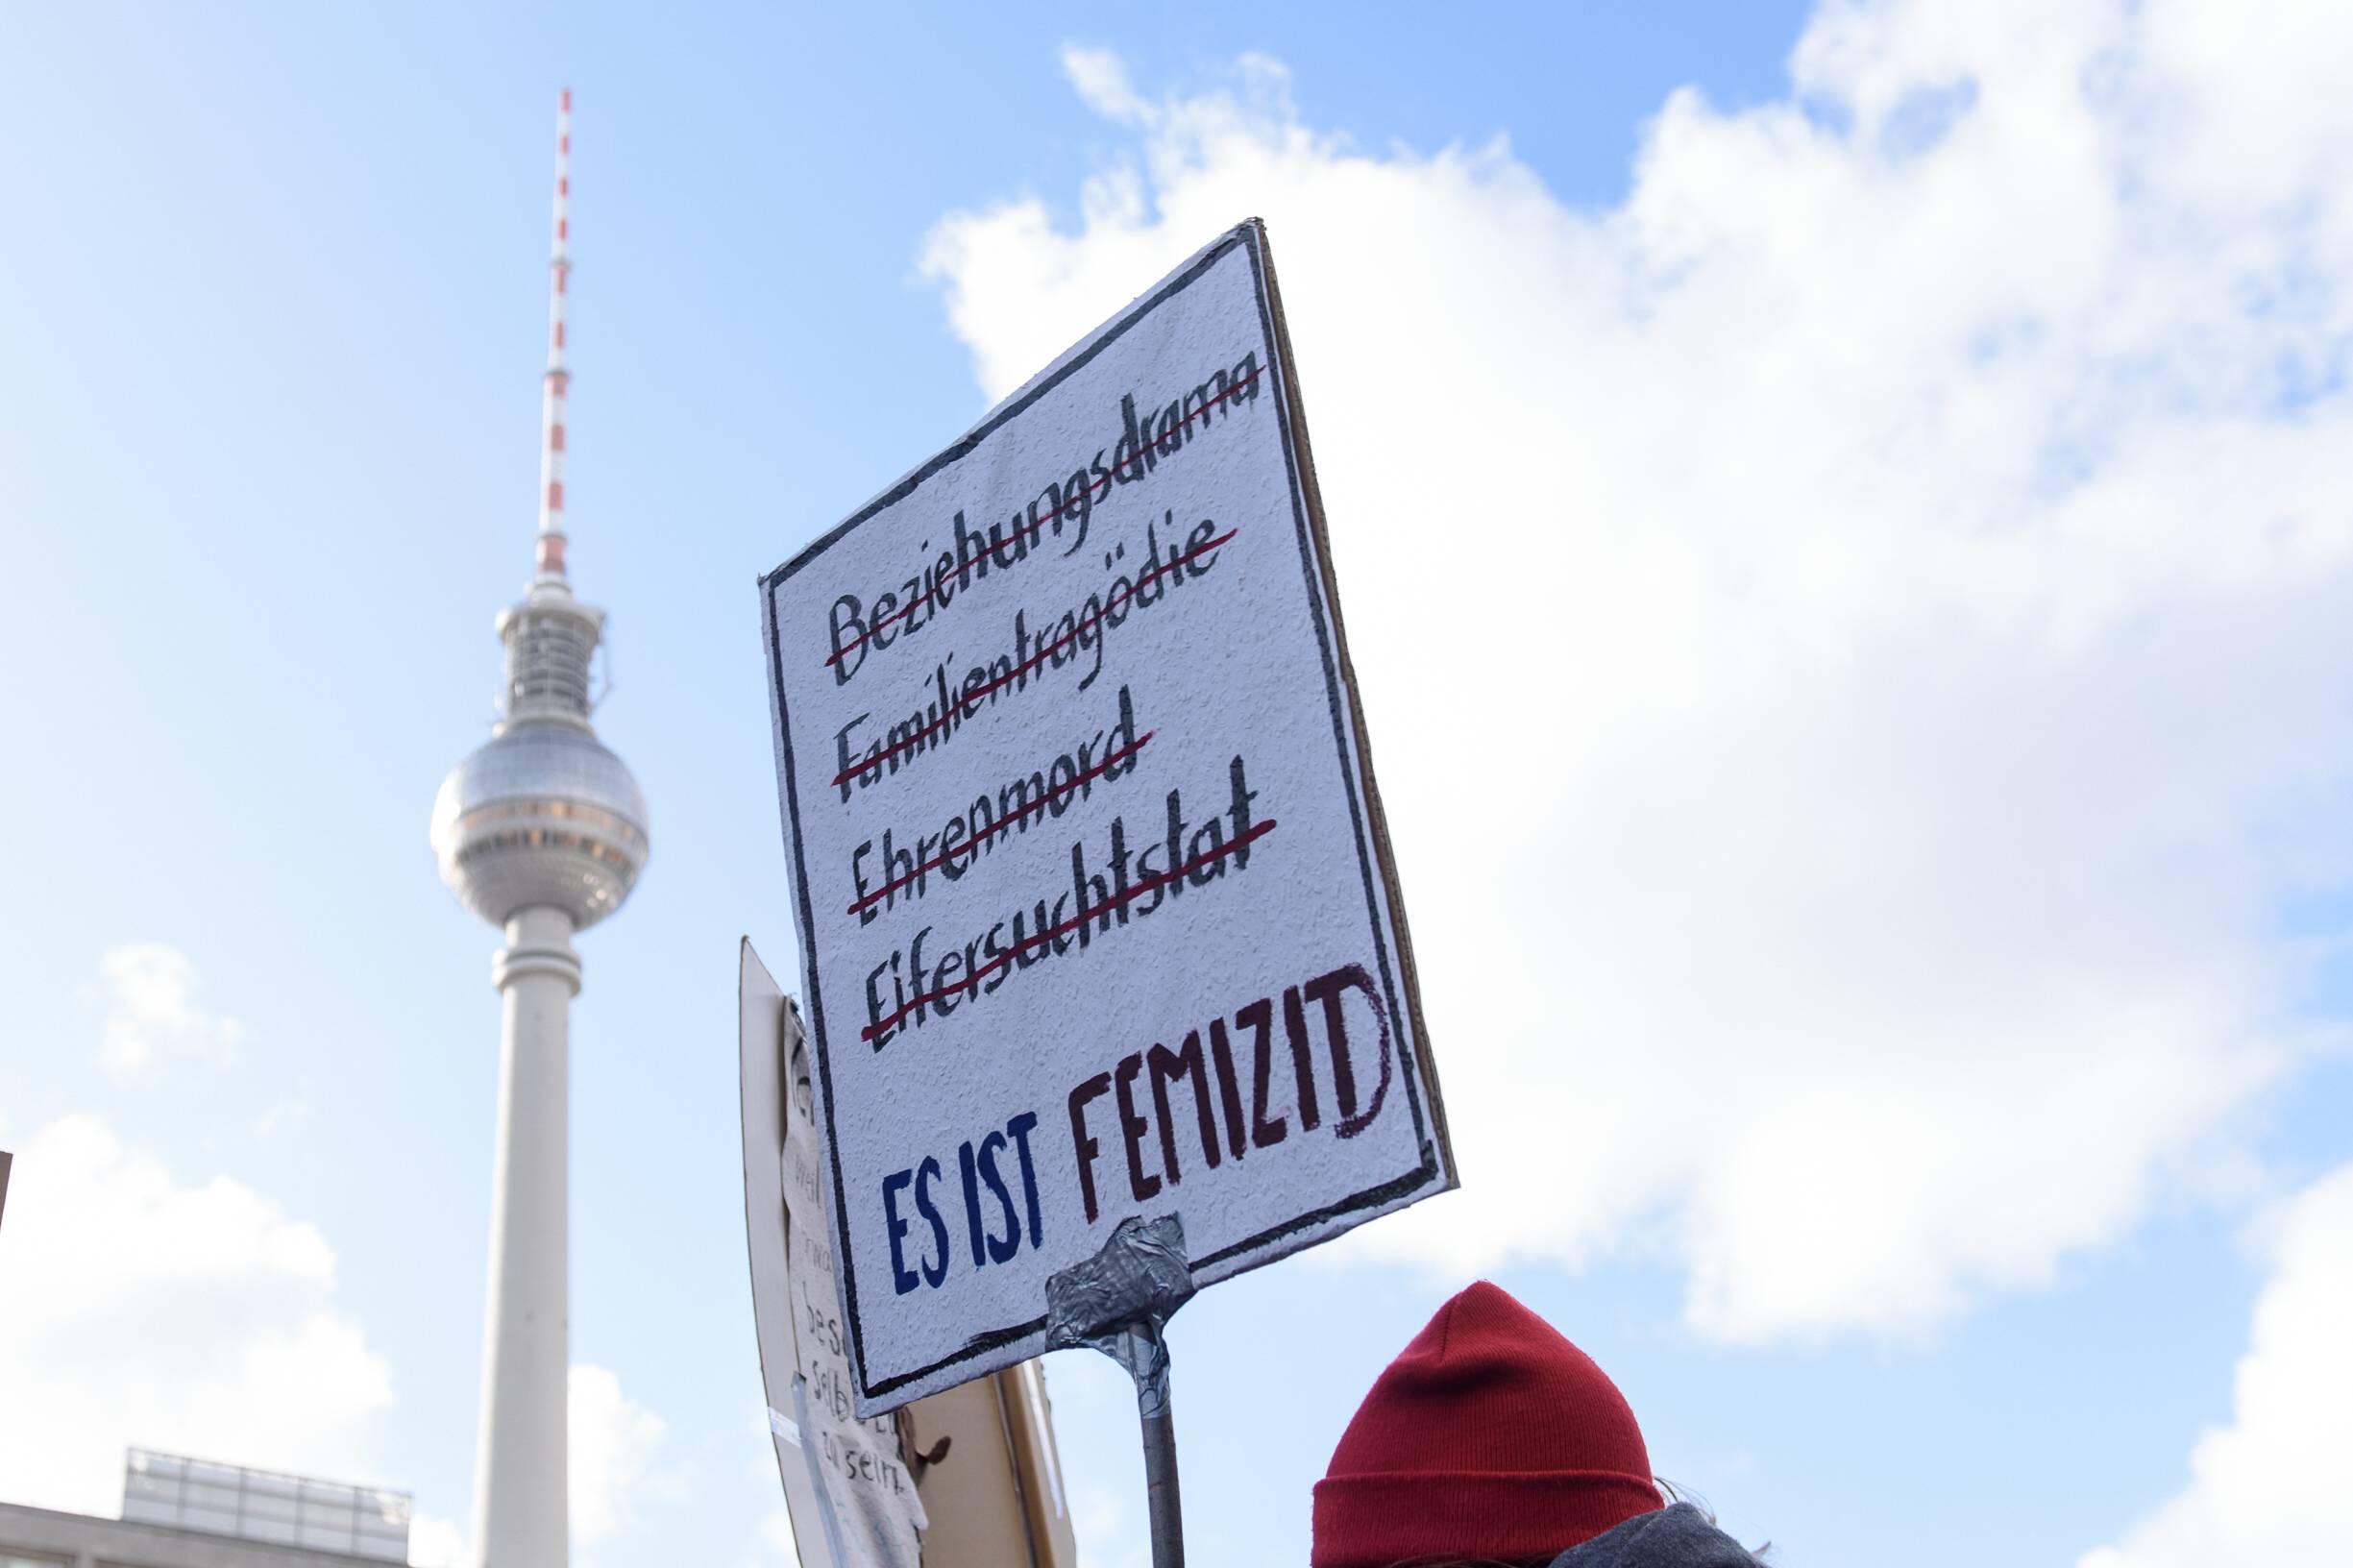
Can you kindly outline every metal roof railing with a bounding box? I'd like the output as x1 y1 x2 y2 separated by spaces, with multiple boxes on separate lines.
120 1449 410 1562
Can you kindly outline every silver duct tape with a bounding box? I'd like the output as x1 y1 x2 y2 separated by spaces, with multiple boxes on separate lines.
1044 1214 1196 1412
1045 1214 1195 1335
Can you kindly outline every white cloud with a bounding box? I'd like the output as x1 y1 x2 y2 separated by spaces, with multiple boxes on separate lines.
920 0 2353 1340
569 1361 673 1551
98 943 244 1078
2080 1161 2353 1566
253 1091 316 1139
0 1115 395 1515
406 1511 468 1568
1058 45 1153 129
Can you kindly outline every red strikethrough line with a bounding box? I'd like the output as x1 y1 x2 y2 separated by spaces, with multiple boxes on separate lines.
827 527 1237 790
845 729 1158 918
859 817 1278 1043
821 362 1267 670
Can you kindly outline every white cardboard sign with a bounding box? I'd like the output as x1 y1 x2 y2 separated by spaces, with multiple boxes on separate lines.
740 940 927 1568
762 221 1452 1415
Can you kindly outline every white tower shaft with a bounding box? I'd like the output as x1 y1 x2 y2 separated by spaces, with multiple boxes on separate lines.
473 906 578 1568
451 87 611 1568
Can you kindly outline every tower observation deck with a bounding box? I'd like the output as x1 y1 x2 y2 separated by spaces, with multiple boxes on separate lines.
429 88 646 1568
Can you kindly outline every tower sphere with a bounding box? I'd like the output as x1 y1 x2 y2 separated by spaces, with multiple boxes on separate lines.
430 583 650 931
431 716 649 930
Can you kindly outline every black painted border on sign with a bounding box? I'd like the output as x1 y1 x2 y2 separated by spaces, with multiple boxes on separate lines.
761 219 1453 1409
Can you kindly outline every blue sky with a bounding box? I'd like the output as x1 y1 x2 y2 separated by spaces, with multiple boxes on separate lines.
5 3 2352 1566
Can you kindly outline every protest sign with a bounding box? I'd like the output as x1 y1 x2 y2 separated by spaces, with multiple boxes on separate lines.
744 941 1080 1568
898 1361 1078 1568
742 940 927 1567
761 220 1453 1416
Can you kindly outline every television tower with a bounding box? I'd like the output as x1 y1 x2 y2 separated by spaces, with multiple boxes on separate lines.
430 89 649 1568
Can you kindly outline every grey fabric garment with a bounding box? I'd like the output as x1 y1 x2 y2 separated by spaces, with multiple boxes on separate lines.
1548 1503 1759 1567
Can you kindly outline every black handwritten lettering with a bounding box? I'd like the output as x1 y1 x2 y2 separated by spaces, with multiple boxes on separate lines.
860 758 1272 1048
1304 964 1393 1137
826 524 1234 802
1241 997 1286 1150
1148 1030 1222 1185
1058 952 1398 1227
1115 1052 1158 1204
1284 985 1321 1134
819 351 1266 685
1207 1017 1249 1161
1069 1073 1111 1224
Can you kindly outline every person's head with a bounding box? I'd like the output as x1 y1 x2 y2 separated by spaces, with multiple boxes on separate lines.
1311 1281 1662 1568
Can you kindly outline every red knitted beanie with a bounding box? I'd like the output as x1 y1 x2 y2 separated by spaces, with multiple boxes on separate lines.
1311 1282 1661 1568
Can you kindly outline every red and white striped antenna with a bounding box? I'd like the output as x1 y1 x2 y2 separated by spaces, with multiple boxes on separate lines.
534 87 574 582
